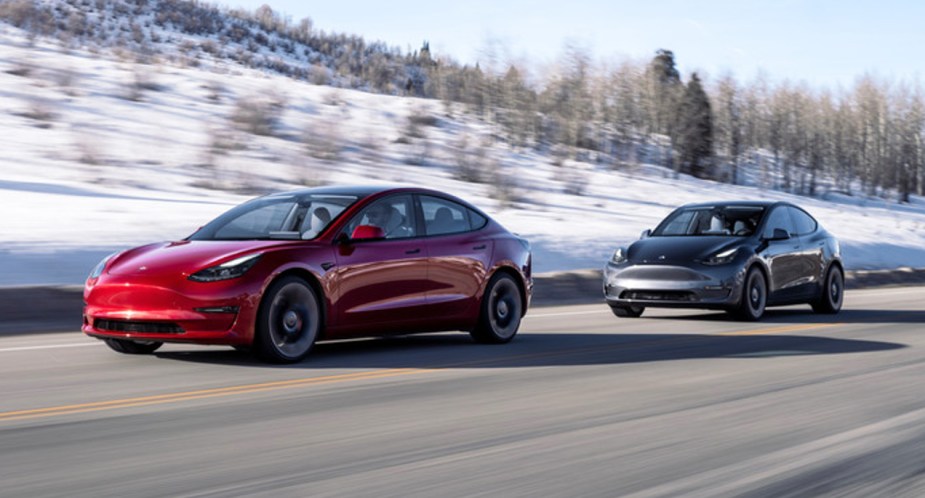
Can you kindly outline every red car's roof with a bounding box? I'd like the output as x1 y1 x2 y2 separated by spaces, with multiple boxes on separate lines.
273 185 414 198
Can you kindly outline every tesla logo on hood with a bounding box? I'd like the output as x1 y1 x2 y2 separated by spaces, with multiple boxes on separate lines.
657 255 666 261
138 266 147 271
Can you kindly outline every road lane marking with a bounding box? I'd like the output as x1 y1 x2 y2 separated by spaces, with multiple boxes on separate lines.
718 322 839 336
0 343 98 353
526 309 610 318
0 368 432 422
0 321 841 423
0 320 850 354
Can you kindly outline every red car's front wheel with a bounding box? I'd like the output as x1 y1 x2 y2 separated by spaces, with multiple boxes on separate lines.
254 276 321 363
104 338 163 355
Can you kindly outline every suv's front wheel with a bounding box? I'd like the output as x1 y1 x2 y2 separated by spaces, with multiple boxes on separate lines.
733 267 767 321
611 305 644 318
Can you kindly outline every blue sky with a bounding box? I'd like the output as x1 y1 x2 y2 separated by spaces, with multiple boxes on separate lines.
230 0 924 88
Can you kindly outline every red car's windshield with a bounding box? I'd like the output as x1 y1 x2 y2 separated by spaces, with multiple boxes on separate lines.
190 193 359 241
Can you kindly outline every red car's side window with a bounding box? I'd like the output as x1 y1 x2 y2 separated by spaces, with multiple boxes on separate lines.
346 195 418 240
420 196 469 236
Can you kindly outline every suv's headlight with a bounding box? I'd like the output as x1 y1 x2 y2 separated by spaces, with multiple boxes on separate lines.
703 248 738 266
189 253 262 282
610 247 628 264
88 252 118 280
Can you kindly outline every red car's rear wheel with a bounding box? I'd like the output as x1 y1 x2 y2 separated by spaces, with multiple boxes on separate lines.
471 273 523 344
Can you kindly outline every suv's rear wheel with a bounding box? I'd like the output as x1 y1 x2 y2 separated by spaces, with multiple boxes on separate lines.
812 265 844 314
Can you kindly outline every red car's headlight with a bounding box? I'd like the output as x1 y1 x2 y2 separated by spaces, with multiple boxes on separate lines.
88 252 119 280
189 253 262 282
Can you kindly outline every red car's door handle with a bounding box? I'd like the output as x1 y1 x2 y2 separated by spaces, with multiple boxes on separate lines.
405 248 421 255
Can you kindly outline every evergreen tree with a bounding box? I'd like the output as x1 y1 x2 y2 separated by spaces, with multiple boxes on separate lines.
675 73 714 178
418 41 434 66
647 49 682 137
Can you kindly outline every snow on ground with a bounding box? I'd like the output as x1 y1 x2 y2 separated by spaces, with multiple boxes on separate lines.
2 31 925 286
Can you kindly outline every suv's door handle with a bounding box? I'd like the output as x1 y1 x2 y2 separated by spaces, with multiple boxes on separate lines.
472 244 487 250
405 248 421 255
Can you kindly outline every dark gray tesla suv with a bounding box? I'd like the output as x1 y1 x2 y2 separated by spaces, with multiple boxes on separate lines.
603 201 844 320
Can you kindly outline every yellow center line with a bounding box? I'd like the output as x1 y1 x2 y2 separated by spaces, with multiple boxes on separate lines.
0 321 840 423
0 368 432 422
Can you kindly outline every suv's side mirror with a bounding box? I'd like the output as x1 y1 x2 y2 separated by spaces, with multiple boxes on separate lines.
640 229 651 240
349 225 385 241
763 228 791 241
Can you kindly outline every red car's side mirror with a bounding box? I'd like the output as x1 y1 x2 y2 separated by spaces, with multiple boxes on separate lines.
350 225 385 241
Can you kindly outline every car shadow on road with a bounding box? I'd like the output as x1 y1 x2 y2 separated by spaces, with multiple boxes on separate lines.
645 308 925 324
154 331 905 369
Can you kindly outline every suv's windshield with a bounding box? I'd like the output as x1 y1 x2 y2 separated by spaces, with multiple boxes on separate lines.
652 206 766 237
189 193 359 241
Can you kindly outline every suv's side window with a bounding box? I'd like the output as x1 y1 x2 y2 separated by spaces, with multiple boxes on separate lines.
344 195 417 239
420 196 474 236
788 207 817 236
763 206 796 238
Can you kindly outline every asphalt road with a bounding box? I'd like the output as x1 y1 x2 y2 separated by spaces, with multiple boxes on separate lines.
2 287 925 497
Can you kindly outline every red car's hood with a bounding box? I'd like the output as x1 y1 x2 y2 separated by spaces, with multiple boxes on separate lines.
107 240 295 277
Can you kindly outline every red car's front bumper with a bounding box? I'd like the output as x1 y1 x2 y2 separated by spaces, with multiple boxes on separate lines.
82 274 262 346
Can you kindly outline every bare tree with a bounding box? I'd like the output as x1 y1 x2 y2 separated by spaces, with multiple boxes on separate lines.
713 74 743 184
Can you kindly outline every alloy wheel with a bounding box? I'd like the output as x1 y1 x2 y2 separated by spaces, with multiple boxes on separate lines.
256 276 321 363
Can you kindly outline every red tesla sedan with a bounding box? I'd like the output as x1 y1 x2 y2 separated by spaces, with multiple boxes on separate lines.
83 186 532 362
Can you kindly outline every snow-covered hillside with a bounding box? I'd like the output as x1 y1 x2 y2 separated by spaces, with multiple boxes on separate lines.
3 0 429 95
2 29 925 286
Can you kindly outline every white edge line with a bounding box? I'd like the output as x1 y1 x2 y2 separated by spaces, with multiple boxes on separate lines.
0 343 99 353
526 309 609 318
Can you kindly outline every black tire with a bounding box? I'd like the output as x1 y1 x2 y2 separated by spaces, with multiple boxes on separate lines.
471 273 523 344
104 338 163 355
812 265 844 314
734 267 767 321
610 305 644 318
253 276 322 363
